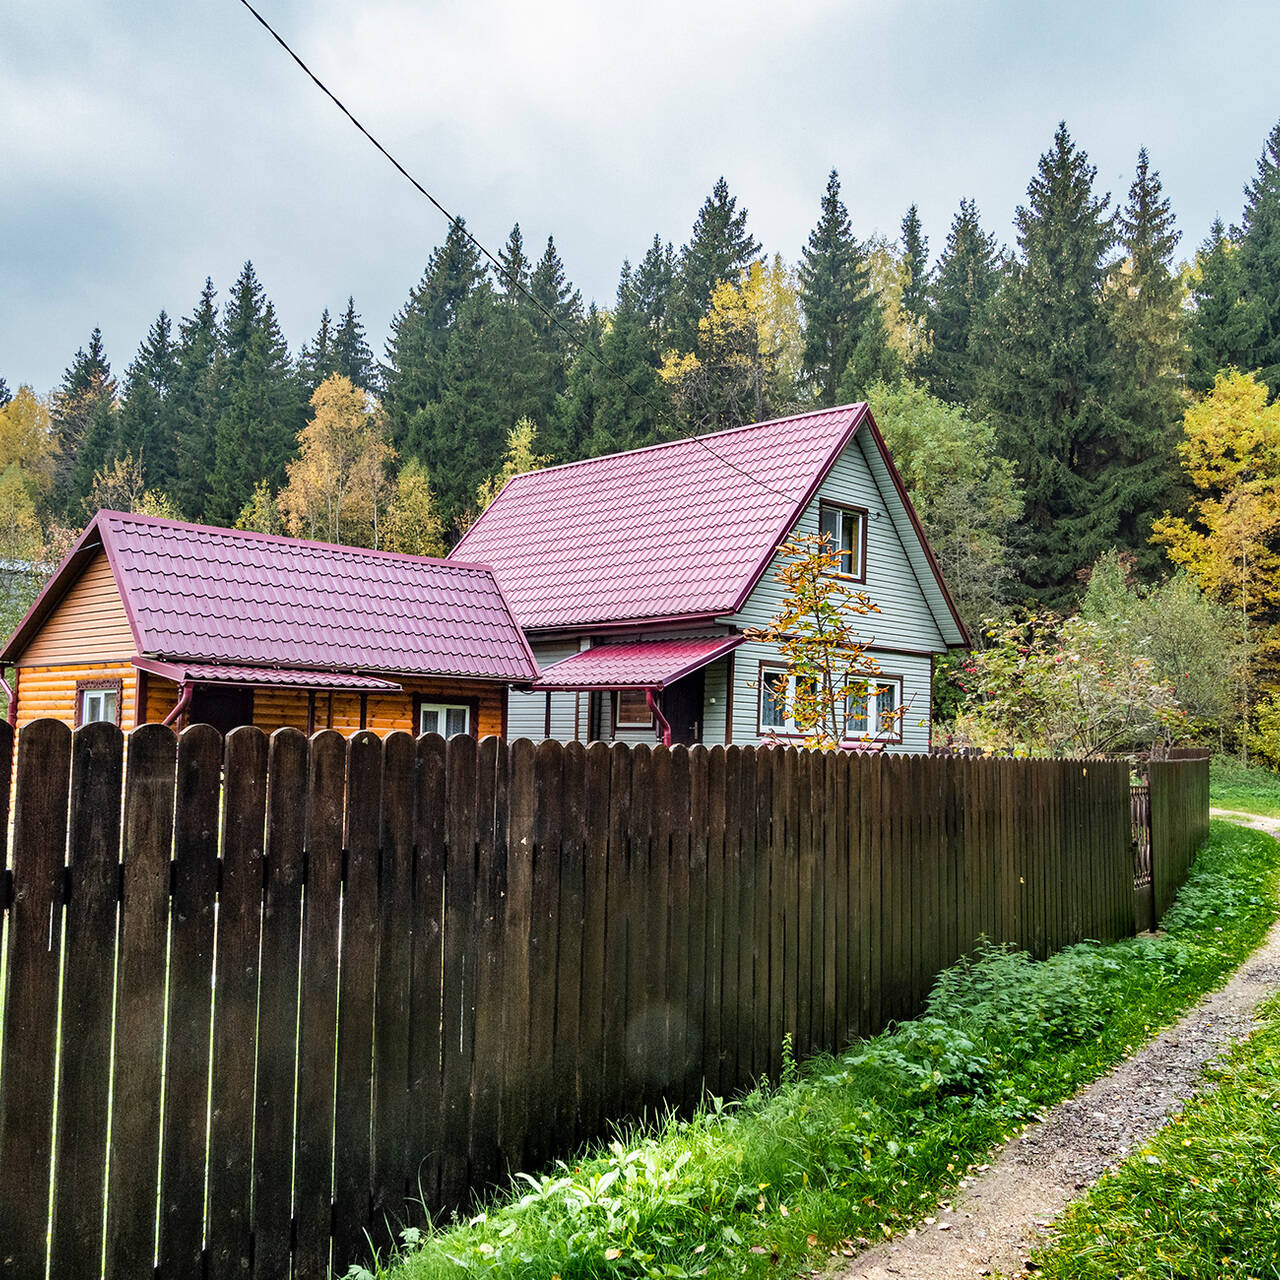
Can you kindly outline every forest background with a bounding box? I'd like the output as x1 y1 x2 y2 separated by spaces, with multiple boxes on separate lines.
5 119 1280 757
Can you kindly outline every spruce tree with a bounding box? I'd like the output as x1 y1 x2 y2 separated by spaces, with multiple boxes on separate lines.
332 298 376 392
899 204 930 326
411 279 545 529
670 178 761 348
171 279 224 518
1109 147 1186 571
634 235 677 354
921 199 1001 404
497 224 531 299
299 308 335 394
51 327 117 514
206 263 304 525
1188 219 1250 393
798 169 887 405
978 122 1121 605
116 310 182 495
382 220 485 452
0 378 10 408
1238 121 1280 392
529 235 583 410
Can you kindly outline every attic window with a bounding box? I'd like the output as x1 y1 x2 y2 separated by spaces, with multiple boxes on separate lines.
819 502 867 581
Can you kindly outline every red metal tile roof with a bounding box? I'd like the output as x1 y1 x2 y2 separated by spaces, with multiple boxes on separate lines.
532 635 744 690
453 404 867 630
2 511 539 683
133 658 403 692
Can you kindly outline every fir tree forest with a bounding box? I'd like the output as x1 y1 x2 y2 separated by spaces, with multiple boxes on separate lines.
6 120 1280 755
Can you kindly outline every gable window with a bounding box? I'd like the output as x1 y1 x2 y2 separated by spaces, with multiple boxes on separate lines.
758 665 815 737
819 502 867 581
846 675 904 742
77 680 121 728
418 702 470 738
615 688 654 728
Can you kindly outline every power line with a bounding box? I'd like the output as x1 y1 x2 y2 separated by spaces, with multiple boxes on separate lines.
232 0 799 503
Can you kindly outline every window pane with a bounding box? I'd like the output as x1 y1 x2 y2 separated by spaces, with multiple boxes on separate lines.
875 682 900 735
846 682 868 734
618 688 651 725
445 707 468 738
420 707 440 736
819 505 840 552
842 511 860 575
762 671 788 728
102 690 117 722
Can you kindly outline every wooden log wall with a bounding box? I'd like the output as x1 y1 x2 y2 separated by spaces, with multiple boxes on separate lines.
0 722 1206 1280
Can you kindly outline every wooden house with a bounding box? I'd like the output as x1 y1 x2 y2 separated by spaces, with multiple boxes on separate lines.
452 402 970 752
0 510 538 737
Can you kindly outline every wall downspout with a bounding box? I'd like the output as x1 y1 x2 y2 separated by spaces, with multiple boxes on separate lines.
645 688 672 747
1 666 16 728
162 683 193 728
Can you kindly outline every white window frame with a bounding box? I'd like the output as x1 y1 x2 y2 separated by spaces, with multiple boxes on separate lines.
845 675 905 743
818 501 868 581
614 688 654 729
77 683 120 727
758 665 813 738
418 701 471 738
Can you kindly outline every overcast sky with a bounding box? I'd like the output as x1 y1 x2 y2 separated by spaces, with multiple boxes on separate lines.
2 0 1277 393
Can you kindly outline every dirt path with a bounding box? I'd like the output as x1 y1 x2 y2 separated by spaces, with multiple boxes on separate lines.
840 809 1280 1280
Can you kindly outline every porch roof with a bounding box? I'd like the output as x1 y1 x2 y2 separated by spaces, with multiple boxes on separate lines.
133 658 403 693
531 634 743 691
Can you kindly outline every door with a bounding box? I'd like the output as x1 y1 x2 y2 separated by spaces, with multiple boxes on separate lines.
661 670 704 746
188 685 255 735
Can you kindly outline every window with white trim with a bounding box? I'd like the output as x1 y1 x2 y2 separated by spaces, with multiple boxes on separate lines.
759 667 815 737
78 686 119 726
615 688 653 728
819 502 866 580
846 676 904 741
418 702 470 738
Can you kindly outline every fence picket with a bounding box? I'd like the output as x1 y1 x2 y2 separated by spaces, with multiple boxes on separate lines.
157 724 222 1279
52 723 123 1280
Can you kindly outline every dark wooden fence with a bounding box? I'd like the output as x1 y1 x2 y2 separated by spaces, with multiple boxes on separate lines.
1149 756 1211 918
0 721 1206 1280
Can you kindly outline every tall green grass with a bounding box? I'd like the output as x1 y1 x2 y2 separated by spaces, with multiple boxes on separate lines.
356 819 1280 1280
1209 755 1280 818
1034 993 1280 1278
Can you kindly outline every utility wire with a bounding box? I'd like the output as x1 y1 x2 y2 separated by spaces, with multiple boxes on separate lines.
233 0 800 502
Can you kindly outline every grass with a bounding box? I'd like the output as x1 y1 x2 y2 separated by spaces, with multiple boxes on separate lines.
355 819 1280 1280
1033 992 1280 1279
1210 754 1280 818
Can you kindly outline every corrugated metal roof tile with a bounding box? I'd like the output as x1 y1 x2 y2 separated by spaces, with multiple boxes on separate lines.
451 404 865 629
93 511 538 682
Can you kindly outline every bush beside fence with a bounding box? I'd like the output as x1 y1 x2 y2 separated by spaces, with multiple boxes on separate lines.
0 721 1206 1280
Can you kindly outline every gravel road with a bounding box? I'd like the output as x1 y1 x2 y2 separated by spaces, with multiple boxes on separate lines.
840 809 1280 1280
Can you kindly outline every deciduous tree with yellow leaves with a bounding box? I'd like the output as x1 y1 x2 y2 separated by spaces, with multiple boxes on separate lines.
1152 369 1280 737
278 374 395 546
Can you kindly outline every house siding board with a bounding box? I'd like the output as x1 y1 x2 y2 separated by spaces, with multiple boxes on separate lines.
17 553 135 665
726 435 946 653
508 640 581 742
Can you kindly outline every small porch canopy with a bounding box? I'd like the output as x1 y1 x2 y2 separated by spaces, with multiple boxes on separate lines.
133 657 404 692
531 634 743 691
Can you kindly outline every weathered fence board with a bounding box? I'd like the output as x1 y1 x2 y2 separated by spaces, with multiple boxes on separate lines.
0 724 1212 1280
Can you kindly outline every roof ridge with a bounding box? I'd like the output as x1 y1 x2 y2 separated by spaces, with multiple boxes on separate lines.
498 401 867 486
95 509 496 573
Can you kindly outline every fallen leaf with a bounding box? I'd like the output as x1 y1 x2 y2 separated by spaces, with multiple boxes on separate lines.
605 1248 622 1261
806 1234 819 1248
